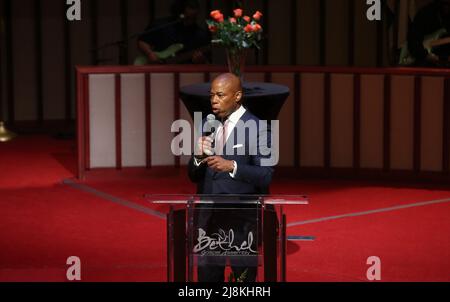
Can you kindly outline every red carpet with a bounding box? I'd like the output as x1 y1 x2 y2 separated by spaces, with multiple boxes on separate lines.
1 135 449 281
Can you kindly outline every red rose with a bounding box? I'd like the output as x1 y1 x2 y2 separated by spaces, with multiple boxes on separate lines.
233 8 243 18
208 25 217 32
215 13 224 22
210 10 221 18
210 10 224 22
243 16 251 23
254 23 262 31
253 11 263 21
244 24 253 32
229 17 237 23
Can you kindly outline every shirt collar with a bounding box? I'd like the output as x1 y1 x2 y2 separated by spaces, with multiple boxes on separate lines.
226 105 246 125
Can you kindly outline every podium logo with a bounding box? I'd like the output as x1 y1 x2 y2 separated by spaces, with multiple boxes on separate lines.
66 0 82 21
193 228 257 256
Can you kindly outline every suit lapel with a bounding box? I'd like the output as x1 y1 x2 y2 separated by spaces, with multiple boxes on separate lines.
222 110 250 156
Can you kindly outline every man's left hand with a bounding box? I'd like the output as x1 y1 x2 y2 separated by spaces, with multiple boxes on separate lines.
205 156 234 172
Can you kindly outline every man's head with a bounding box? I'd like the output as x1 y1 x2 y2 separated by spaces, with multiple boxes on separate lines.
171 0 200 25
210 73 243 120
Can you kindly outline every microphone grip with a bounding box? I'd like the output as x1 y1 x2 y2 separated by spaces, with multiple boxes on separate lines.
203 132 215 156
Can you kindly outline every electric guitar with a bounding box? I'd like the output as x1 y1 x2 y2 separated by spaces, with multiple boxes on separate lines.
399 28 450 66
154 43 185 60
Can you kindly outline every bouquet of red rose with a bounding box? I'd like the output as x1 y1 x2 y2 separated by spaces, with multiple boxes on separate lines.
206 8 263 50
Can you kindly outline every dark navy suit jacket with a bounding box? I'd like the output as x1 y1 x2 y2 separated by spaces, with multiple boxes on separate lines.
188 109 274 195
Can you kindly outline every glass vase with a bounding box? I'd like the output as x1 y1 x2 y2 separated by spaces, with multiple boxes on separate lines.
226 48 248 82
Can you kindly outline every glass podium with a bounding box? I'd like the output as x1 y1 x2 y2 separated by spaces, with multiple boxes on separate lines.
145 194 308 282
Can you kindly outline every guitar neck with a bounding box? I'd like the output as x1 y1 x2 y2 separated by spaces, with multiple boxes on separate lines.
429 37 450 48
163 46 210 64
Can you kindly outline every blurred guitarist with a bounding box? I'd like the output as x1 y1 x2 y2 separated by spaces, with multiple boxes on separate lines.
406 0 450 67
135 0 211 65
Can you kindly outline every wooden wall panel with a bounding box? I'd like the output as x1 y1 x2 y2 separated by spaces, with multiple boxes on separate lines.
267 0 292 65
354 0 377 67
300 73 324 167
360 75 384 169
127 0 152 65
297 0 320 66
12 0 37 121
97 0 121 65
421 77 444 172
390 76 414 170
330 74 354 167
272 73 295 166
325 0 349 66
41 0 65 120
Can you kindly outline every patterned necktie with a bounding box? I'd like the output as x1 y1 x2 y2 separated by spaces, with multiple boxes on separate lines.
214 119 230 155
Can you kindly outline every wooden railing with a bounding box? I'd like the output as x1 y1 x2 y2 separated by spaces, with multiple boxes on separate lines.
76 65 450 181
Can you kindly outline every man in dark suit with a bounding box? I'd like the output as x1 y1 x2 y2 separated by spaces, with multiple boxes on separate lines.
188 73 275 282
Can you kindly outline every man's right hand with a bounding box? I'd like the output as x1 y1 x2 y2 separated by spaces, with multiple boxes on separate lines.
147 51 162 63
138 41 161 63
194 136 214 160
425 53 440 65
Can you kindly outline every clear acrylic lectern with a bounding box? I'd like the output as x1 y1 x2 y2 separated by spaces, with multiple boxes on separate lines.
145 194 308 282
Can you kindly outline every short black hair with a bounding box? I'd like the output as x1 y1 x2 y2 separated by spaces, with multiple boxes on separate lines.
170 0 200 16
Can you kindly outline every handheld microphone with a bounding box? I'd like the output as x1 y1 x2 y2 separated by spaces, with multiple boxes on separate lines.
205 114 216 135
204 114 217 156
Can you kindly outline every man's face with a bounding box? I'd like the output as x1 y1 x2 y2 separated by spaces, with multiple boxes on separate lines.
210 80 240 120
183 6 199 25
